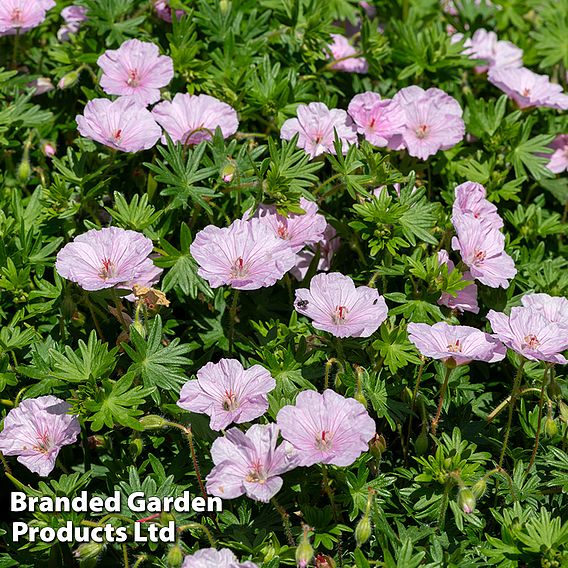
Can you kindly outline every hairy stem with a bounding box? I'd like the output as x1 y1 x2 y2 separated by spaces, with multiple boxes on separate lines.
271 497 294 546
499 359 526 468
228 289 240 354
431 365 452 436
527 365 551 473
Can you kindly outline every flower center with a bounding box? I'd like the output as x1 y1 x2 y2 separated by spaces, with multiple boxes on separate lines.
522 334 540 350
222 390 239 411
245 460 266 484
277 221 290 239
11 8 24 25
315 430 333 451
522 87 531 97
126 69 140 87
32 430 51 454
112 129 123 143
473 249 486 264
415 124 429 139
230 257 248 279
447 339 462 353
332 305 349 323
99 258 116 280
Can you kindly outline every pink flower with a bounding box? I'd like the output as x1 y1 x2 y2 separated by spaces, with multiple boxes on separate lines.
190 219 296 290
348 92 405 147
0 396 80 476
407 322 505 366
276 389 376 467
389 86 465 160
457 29 523 73
28 77 54 95
280 102 358 159
181 548 257 568
41 141 56 158
55 227 161 292
248 197 327 253
544 135 568 174
152 93 239 145
178 359 276 431
487 307 568 364
57 5 87 41
452 181 503 230
97 39 174 106
294 272 388 338
488 67 568 110
437 250 479 314
0 0 50 35
451 215 516 289
326 34 368 73
153 0 184 23
290 224 340 281
521 293 568 330
76 97 161 153
206 424 298 503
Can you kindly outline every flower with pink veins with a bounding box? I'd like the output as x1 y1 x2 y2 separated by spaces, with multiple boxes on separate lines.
181 548 257 568
488 67 568 110
326 34 368 74
294 272 388 338
437 250 479 314
76 97 161 152
290 224 340 281
206 424 298 503
487 307 568 364
178 359 276 431
521 293 568 330
97 39 174 106
280 102 358 159
407 322 505 366
57 5 88 41
451 215 516 289
190 218 297 290
544 135 568 174
0 0 50 35
348 92 405 147
0 396 80 476
55 227 161 292
456 29 523 73
248 197 327 254
452 181 503 230
152 93 239 145
276 389 376 467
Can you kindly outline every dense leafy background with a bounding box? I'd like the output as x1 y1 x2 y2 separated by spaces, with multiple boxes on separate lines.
0 0 567 567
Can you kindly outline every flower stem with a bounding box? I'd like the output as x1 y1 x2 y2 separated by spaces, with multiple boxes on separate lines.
228 289 240 354
271 497 294 546
499 359 526 468
0 451 12 475
178 522 216 548
11 30 20 69
324 358 343 390
406 356 426 447
122 543 129 568
527 365 551 473
431 365 452 436
183 426 207 501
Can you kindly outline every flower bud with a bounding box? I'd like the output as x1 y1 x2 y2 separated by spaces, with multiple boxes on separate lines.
355 515 372 547
166 544 184 567
457 488 476 514
354 388 367 409
296 526 314 568
369 433 386 459
139 415 168 430
315 554 336 568
17 152 31 183
221 161 236 183
545 416 558 437
471 478 487 499
58 70 80 90
74 542 105 560
29 77 54 95
129 438 143 458
559 401 568 424
41 141 56 158
414 430 428 456
220 0 231 14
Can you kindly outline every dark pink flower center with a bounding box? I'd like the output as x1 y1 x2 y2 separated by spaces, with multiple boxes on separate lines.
277 222 289 240
245 459 267 484
447 339 462 353
333 305 349 323
99 258 117 280
112 129 123 143
231 257 248 279
222 390 239 411
473 249 486 264
11 8 24 26
522 334 540 350
315 430 333 451
415 124 429 139
32 430 52 454
127 69 140 87
522 87 531 97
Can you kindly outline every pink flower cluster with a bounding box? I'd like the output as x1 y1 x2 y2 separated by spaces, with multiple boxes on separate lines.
76 39 239 152
450 181 516 289
281 86 465 161
0 0 54 36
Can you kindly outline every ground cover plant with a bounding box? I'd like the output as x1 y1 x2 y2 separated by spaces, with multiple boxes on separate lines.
0 0 567 566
